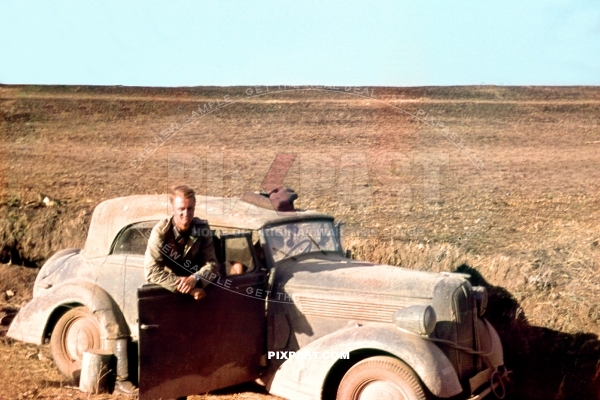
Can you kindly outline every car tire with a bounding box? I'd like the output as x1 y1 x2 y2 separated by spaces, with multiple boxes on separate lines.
50 306 102 381
336 356 429 400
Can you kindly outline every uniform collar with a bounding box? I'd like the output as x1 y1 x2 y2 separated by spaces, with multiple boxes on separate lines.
171 217 203 239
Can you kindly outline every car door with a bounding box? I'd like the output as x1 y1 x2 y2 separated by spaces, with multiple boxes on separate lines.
137 232 267 400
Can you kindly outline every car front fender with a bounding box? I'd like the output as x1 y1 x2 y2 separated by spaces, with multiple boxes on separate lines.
477 318 504 368
267 324 462 400
7 280 130 345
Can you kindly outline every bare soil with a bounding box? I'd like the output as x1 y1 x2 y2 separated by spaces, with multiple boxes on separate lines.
1 84 599 399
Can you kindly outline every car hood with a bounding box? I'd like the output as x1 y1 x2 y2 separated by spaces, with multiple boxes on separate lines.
275 253 465 301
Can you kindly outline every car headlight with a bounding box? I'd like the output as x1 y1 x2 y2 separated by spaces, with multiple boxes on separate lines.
472 286 488 317
393 305 437 336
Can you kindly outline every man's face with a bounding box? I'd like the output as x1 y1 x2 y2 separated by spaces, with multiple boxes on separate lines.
172 195 195 232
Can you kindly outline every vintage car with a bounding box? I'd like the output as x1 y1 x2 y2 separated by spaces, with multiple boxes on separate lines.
8 194 510 400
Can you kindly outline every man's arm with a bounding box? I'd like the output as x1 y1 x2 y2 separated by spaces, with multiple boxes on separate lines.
193 227 220 289
144 219 179 292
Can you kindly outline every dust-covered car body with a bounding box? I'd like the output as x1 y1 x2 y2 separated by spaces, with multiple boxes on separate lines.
8 194 509 400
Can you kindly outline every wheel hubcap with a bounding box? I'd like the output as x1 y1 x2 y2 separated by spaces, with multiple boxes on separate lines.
65 318 98 361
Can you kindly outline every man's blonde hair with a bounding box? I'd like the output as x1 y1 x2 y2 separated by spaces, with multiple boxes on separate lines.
168 185 196 205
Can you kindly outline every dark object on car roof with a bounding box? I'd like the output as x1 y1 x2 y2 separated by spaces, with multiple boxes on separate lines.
241 187 298 212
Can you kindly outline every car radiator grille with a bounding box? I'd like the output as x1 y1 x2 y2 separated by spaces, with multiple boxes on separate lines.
296 296 399 322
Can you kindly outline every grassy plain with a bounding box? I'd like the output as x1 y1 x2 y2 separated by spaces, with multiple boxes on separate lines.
1 85 599 399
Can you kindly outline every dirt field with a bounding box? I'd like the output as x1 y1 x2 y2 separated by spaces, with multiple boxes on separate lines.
1 84 599 399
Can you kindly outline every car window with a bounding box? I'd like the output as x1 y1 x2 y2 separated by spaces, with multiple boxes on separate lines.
222 235 256 276
111 221 158 255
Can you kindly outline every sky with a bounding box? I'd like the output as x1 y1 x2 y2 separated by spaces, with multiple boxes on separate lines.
0 0 599 87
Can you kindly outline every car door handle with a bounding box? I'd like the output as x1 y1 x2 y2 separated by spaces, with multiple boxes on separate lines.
140 324 159 330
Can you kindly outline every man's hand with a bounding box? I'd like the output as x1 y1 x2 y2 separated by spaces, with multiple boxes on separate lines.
191 287 206 301
175 275 197 294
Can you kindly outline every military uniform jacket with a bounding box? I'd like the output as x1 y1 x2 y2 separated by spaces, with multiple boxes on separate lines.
144 216 219 292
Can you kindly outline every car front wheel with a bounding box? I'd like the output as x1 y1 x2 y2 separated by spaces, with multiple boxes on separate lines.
336 356 429 400
50 306 102 381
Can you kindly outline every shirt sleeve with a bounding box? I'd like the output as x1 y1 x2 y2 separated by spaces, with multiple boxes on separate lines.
194 228 220 289
144 219 179 292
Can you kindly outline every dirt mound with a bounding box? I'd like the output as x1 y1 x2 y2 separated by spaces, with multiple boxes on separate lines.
0 196 90 266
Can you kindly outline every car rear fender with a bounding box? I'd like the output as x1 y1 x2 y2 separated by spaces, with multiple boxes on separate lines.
7 281 130 345
267 324 462 400
33 249 81 297
39 248 81 272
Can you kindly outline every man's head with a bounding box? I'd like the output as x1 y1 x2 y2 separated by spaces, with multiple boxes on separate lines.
169 185 196 232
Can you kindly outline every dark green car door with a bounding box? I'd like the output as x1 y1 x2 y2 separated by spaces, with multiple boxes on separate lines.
137 249 267 399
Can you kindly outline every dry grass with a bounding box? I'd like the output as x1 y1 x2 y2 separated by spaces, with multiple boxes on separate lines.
0 338 95 400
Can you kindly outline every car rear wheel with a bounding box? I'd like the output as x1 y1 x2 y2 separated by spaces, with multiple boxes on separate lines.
336 356 429 400
50 306 102 381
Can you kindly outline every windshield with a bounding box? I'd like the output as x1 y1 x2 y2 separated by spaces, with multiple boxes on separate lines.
264 220 340 262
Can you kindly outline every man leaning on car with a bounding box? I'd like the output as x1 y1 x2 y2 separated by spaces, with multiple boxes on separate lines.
144 185 219 300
